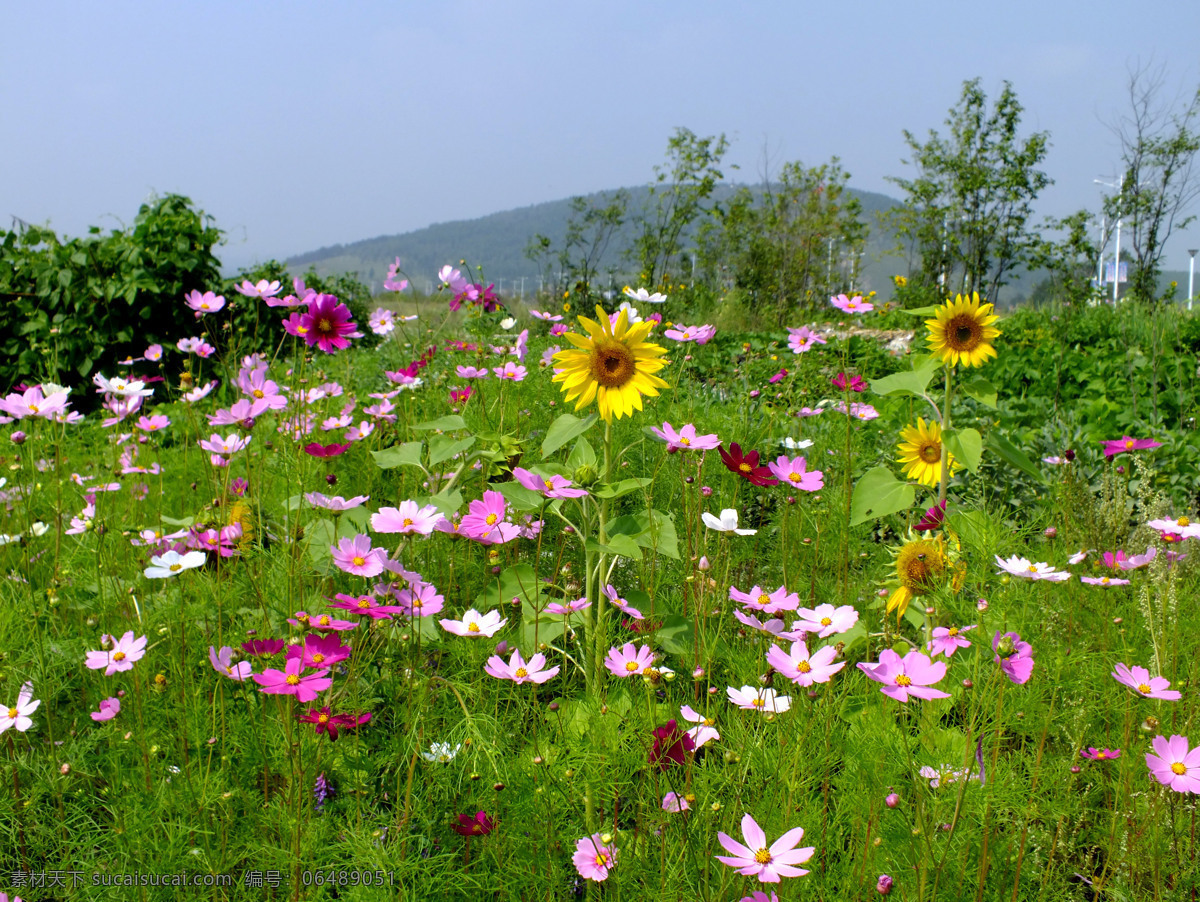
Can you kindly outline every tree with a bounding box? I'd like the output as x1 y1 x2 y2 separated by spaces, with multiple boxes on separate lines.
1104 63 1200 303
525 191 629 302
887 79 1052 302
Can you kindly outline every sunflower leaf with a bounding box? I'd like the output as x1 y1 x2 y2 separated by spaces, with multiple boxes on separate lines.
541 413 599 458
850 466 915 526
870 355 942 398
943 427 982 473
960 378 998 408
985 431 1046 484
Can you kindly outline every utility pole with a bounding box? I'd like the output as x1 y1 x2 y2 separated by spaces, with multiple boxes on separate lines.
1189 249 1198 312
1096 214 1106 292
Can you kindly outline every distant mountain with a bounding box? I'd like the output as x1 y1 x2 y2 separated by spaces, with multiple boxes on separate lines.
287 184 907 298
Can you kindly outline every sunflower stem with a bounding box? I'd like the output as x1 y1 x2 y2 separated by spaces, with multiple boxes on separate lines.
937 366 954 508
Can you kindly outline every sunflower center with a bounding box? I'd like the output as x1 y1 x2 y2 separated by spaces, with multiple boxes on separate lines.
949 316 981 350
514 667 528 678
919 441 941 463
1172 762 1187 775
590 341 635 388
797 661 812 673
895 674 913 687
754 848 772 865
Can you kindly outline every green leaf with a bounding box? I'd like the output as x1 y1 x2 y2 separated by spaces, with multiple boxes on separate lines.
585 535 643 560
415 488 463 517
870 355 942 398
899 305 938 317
428 435 474 466
565 436 597 471
607 509 680 559
413 415 467 432
371 442 424 470
943 427 982 473
959 377 998 408
475 563 544 609
541 413 599 459
985 432 1046 484
592 477 652 500
656 615 694 656
850 466 915 526
492 480 545 512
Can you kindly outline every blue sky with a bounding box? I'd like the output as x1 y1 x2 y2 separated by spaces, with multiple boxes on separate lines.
4 0 1199 274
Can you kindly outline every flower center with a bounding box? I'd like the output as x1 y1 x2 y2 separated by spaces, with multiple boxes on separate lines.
485 513 498 525
1172 762 1187 775
948 627 959 636
758 594 770 607
1027 565 1039 573
590 340 636 389
544 480 555 491
352 556 365 567
113 652 126 662
253 389 264 398
1096 751 1106 759
286 674 300 686
317 616 330 626
680 436 691 446
751 697 765 708
318 318 332 333
919 441 941 463
593 853 610 868
895 674 913 687
625 661 639 672
312 653 325 664
514 667 528 678
797 661 812 673
170 563 182 572
402 518 414 527
1178 516 1190 526
739 462 753 473
820 617 832 626
318 714 329 723
7 707 17 718
468 623 480 633
1125 439 1135 449
357 599 371 609
754 848 772 865
1137 683 1151 694
948 315 982 350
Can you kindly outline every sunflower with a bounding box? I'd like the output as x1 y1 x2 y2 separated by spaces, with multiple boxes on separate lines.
897 418 962 488
884 533 948 619
552 305 670 422
925 292 1001 368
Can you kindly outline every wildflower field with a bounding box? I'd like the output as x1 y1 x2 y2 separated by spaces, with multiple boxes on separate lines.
2 269 1200 902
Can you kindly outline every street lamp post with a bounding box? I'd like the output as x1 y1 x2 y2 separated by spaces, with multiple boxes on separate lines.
1095 176 1125 304
1189 250 1198 312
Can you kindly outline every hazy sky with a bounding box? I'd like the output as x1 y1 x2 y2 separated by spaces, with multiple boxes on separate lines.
5 1 1200 274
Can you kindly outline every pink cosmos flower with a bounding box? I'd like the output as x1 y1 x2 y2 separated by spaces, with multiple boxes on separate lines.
135 414 170 432
1080 747 1121 761
440 608 507 638
395 580 445 617
208 399 266 427
297 294 357 353
663 791 691 812
209 646 253 681
680 705 720 747
927 625 976 657
766 640 845 686
383 257 409 292
791 604 858 639
368 308 396 335
512 467 588 498
288 633 352 668
288 611 357 633
1111 663 1181 700
371 501 442 535
530 309 563 322
85 631 148 676
1147 515 1200 538
1081 575 1131 587
664 324 716 344
727 686 791 714
994 555 1070 582
545 597 590 615
650 422 721 451
184 290 225 314
993 632 1035 685
734 609 789 638
605 642 655 678
484 649 560 684
830 293 873 314
603 584 644 620
328 592 401 620
768 369 788 384
90 697 121 722
730 585 799 615
1145 735 1200 793
787 326 827 354
330 534 386 578
857 649 950 702
716 813 815 883
199 433 251 456
177 336 216 357
304 492 369 511
0 682 40 732
766 455 824 492
252 658 332 703
492 362 527 381
459 491 515 543
1102 436 1163 458
235 279 282 299
826 400 880 420
573 833 617 882
1117 546 1156 570
549 323 569 337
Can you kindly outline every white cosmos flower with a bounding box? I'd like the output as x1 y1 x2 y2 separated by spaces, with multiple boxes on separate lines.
623 286 667 304
421 741 462 763
499 317 517 330
702 509 756 536
144 550 207 579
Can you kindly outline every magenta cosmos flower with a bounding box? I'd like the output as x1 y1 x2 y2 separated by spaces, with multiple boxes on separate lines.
89 697 121 723
299 706 371 741
927 625 976 657
573 833 617 881
830 293 873 314
484 649 560 684
330 534 386 578
371 500 442 535
329 592 403 620
858 649 949 702
716 813 815 883
297 294 357 353
1102 435 1163 458
1145 735 1200 793
288 633 352 669
1080 747 1121 761
831 372 867 392
787 326 827 354
766 455 824 492
650 421 721 452
252 658 332 703
453 810 496 836
512 467 588 499
993 631 1035 684
85 631 148 676
791 603 859 639
766 640 845 687
1111 663 1181 700
605 642 655 678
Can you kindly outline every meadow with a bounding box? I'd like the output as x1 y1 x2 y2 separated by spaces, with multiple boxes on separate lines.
1 269 1199 902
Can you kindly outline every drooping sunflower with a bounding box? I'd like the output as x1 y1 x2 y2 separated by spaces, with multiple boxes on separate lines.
884 533 948 619
926 292 1001 368
897 418 962 488
552 306 670 422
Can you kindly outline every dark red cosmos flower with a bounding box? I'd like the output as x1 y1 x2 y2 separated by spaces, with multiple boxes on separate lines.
719 443 779 487
452 811 497 836
915 500 946 532
649 719 695 771
831 372 867 393
241 638 286 658
304 442 351 458
299 707 372 741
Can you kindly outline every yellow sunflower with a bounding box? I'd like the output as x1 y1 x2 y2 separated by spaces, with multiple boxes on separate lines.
897 417 962 488
884 533 948 619
925 292 1001 368
552 305 670 422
